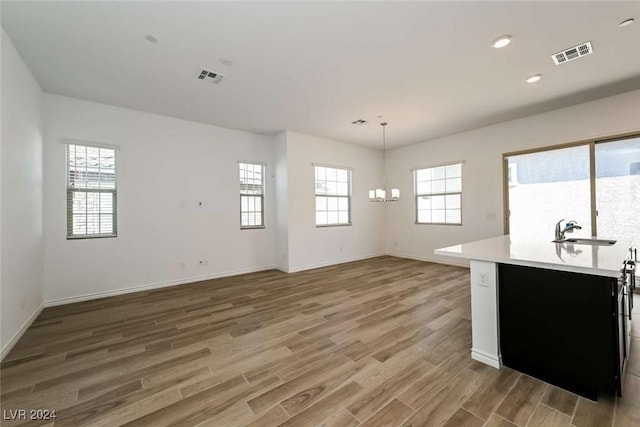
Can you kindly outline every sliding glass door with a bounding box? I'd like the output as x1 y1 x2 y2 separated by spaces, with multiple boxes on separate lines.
506 145 591 240
595 136 640 249
505 134 640 246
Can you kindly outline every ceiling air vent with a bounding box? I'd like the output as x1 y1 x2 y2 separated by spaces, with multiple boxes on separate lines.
351 119 368 125
552 41 593 65
197 68 225 84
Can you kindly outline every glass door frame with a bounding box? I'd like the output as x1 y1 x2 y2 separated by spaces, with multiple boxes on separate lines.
502 131 640 235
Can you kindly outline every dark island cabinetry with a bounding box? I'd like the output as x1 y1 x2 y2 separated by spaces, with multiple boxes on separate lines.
498 263 629 400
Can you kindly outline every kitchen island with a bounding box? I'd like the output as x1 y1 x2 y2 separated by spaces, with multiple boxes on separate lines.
435 234 632 400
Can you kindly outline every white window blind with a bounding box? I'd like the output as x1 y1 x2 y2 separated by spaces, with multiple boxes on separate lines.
414 162 462 225
239 162 265 228
315 165 351 226
66 144 117 238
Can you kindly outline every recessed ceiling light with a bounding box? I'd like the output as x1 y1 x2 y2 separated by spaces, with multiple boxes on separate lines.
526 74 542 83
219 58 233 66
145 35 158 43
619 18 635 27
492 35 512 48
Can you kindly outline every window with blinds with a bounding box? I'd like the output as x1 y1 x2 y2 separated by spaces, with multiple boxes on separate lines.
239 162 265 228
66 143 117 238
315 165 351 226
414 162 462 225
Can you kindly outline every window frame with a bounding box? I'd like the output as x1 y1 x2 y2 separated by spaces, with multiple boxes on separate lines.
66 143 118 240
413 161 463 226
507 163 518 187
501 131 640 235
239 161 266 230
314 164 352 227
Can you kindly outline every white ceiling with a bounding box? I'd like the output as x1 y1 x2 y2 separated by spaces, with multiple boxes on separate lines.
2 1 639 148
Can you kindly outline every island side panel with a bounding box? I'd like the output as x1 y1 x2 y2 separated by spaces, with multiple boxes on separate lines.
498 263 619 400
469 260 502 368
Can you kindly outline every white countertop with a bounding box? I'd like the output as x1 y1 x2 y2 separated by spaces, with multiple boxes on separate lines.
435 234 630 277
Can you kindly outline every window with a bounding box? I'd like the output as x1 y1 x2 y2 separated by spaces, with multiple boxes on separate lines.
66 143 117 238
414 162 462 225
505 145 591 240
315 165 351 226
239 162 265 228
503 134 640 248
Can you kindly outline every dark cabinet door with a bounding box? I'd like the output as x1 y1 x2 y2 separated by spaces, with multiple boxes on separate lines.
499 263 618 400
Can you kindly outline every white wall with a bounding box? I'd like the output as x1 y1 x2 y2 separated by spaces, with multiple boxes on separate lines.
1 29 44 357
273 132 289 271
43 94 276 303
386 89 640 266
285 131 385 272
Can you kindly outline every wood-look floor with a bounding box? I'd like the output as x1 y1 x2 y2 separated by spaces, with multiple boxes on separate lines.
1 256 639 427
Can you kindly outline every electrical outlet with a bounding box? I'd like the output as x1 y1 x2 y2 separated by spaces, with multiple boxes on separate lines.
199 260 204 266
203 260 208 266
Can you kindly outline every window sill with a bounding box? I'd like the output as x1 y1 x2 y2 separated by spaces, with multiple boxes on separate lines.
414 222 462 226
241 226 266 230
67 234 117 240
316 223 352 228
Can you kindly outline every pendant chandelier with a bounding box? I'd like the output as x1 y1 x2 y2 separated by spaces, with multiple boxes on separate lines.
369 122 399 202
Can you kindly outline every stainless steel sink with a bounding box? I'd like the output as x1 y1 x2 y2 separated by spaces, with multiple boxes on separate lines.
553 238 617 246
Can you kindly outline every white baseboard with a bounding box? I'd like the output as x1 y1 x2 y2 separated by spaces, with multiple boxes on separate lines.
42 252 467 309
44 264 277 307
385 251 470 268
274 265 289 274
285 253 386 274
471 348 502 369
1 302 44 361
45 255 389 307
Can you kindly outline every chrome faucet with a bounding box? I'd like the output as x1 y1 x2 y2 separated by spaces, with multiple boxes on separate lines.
555 219 582 241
